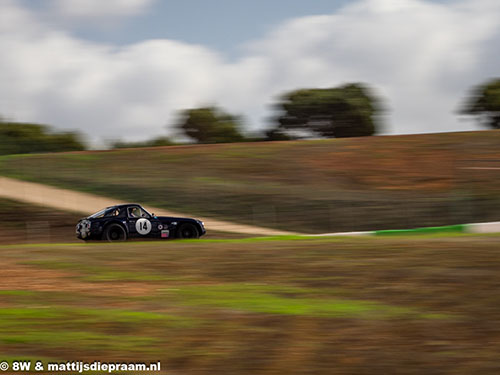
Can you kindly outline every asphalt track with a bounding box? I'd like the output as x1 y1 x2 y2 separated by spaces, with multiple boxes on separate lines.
0 176 297 236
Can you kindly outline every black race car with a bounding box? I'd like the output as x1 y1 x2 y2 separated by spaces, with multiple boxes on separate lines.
76 203 205 242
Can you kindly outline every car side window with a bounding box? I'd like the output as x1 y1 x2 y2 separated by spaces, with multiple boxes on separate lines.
128 206 148 218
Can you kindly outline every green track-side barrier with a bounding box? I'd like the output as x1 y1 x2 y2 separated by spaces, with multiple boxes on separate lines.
374 224 465 236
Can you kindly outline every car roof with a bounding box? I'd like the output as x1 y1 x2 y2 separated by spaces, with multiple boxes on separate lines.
105 203 143 209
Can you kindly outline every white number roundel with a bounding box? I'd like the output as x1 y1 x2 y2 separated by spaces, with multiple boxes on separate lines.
136 218 152 235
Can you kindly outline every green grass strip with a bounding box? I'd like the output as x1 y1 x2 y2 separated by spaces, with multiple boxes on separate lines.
375 224 465 236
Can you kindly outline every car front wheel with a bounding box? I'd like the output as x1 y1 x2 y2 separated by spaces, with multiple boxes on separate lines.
103 224 127 242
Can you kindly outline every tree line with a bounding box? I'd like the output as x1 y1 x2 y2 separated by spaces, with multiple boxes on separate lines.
1 78 499 154
0 120 85 155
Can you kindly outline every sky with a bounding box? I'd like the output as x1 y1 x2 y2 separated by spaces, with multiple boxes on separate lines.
1 0 499 146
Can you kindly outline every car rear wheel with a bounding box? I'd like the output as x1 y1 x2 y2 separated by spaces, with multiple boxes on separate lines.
177 223 199 239
103 224 127 242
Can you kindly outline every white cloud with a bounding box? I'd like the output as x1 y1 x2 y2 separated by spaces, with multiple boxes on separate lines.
245 0 500 134
0 0 499 146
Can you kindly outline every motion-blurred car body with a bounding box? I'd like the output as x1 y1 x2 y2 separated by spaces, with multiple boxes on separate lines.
76 203 205 241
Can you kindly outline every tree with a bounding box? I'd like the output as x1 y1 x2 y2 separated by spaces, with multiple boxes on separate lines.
110 136 174 149
460 78 500 129
177 107 245 144
0 121 86 155
275 83 382 138
264 126 294 141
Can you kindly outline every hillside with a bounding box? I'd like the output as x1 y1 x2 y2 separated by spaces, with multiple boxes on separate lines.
1 130 499 233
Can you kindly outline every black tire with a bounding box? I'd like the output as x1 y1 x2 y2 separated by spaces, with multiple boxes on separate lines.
177 223 199 239
103 223 127 242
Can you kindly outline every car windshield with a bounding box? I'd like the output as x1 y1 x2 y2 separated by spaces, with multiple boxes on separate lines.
88 208 108 219
88 207 122 219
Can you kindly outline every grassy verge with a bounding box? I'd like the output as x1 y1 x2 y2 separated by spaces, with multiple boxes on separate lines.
0 235 500 373
0 198 82 244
